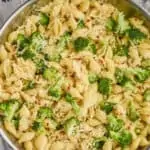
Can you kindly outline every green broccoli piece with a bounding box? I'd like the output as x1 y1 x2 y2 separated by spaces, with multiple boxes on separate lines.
92 137 107 150
101 102 116 114
43 67 59 82
44 53 61 62
126 28 147 42
21 49 35 60
12 116 20 129
98 78 112 95
115 45 129 57
32 121 44 132
48 86 62 100
57 31 71 49
39 12 50 26
134 68 150 83
88 73 98 84
0 100 20 121
23 80 35 90
127 102 139 122
65 93 80 114
34 58 47 74
77 19 85 29
144 89 150 101
17 34 30 51
74 37 89 51
116 12 130 34
110 130 132 147
37 107 53 121
64 117 80 136
115 68 132 87
107 115 124 132
89 43 97 54
30 32 46 52
106 17 117 32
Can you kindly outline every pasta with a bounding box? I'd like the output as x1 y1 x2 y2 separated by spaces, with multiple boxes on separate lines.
0 0 150 149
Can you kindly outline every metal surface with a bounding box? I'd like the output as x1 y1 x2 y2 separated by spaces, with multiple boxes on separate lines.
0 0 150 149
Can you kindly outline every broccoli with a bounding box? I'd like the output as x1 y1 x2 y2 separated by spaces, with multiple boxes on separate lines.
116 12 130 34
32 121 44 132
39 12 50 26
133 68 150 83
115 68 132 87
98 78 112 95
74 37 89 51
144 89 150 101
48 86 62 100
44 53 61 62
88 73 98 84
89 43 97 54
17 34 30 51
23 80 35 90
107 115 124 132
101 102 116 114
37 106 53 121
30 32 46 52
21 49 35 60
57 31 71 49
34 58 47 74
127 102 139 122
115 45 129 57
110 130 132 147
77 19 85 29
126 28 147 42
0 100 20 121
65 93 80 114
43 67 59 82
106 17 117 32
64 117 80 136
92 137 107 150
12 116 20 129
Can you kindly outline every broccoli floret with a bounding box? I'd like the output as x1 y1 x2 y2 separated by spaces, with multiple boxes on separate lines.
57 31 71 49
0 100 20 121
115 68 132 87
64 117 80 136
37 107 53 121
116 12 130 34
17 34 30 51
23 80 35 90
21 49 35 60
32 121 44 132
126 28 147 42
92 137 107 150
89 43 97 54
101 102 116 114
44 53 61 62
74 37 89 51
43 67 59 82
30 32 46 52
77 19 85 29
127 102 139 122
34 58 47 74
107 115 124 132
98 78 112 95
106 17 117 32
110 130 132 147
115 45 129 57
144 89 150 101
39 12 50 26
134 68 150 83
65 93 80 114
12 116 20 129
88 73 98 84
48 86 62 100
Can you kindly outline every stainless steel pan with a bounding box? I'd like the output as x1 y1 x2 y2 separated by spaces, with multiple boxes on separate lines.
0 0 150 149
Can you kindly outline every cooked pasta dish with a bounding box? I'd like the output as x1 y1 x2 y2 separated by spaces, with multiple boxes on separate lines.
0 0 150 149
